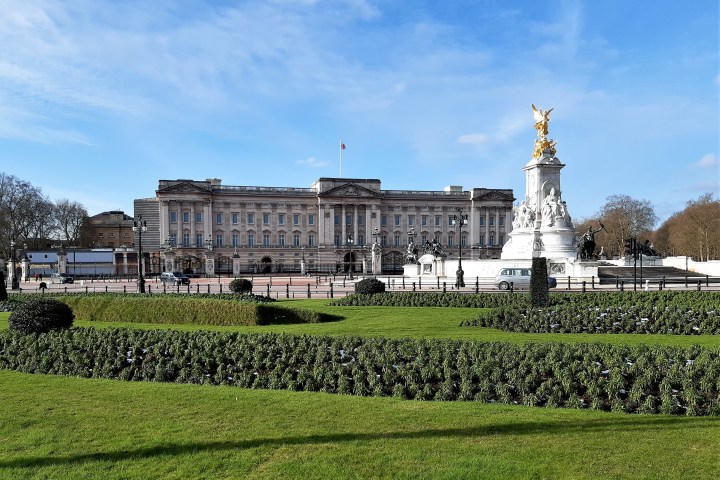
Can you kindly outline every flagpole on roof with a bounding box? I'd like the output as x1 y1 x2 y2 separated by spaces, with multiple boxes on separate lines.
340 139 343 178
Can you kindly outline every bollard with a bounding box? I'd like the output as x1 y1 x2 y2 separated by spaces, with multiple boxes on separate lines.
510 282 514 294
289 277 292 286
620 281 624 292
437 277 440 289
205 284 207 294
582 281 586 293
286 284 290 298
685 276 688 288
419 277 422 290
307 284 311 298
615 276 619 289
220 284 223 294
412 282 416 292
591 276 595 289
697 280 701 291
330 283 334 298
707 275 710 287
123 285 126 294
105 286 108 293
85 286 88 294
402 277 405 289
442 282 446 293
267 284 271 296
475 277 479 294
567 276 571 290
343 279 346 288
163 284 167 293
187 284 190 293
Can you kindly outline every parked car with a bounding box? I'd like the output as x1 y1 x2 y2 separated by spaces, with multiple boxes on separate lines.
494 268 557 290
50 273 74 284
159 271 190 286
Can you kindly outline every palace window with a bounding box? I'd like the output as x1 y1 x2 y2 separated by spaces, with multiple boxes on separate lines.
247 212 255 225
489 233 495 246
334 215 340 225
334 234 340 247
263 234 270 246
215 233 223 247
394 215 401 227
358 233 365 246
278 234 285 247
435 215 441 227
308 214 315 225
448 234 454 247
308 234 315 246
278 214 285 226
381 214 387 227
421 215 428 227
195 233 202 247
248 234 254 247
293 234 300 246
216 213 223 225
346 214 352 225
232 234 239 247
263 213 270 225
231 213 238 225
489 216 494 226
196 212 202 223
170 212 177 223
499 216 504 226
461 234 467 247
182 233 190 247
394 234 401 246
170 233 177 246
293 214 300 226
183 212 190 223
408 215 415 226
381 235 387 247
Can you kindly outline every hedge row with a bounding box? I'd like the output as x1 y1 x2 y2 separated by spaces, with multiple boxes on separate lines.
330 292 528 308
332 291 720 310
1 328 718 415
5 292 275 303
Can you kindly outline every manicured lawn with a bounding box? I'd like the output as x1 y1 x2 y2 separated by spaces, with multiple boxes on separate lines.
1 302 718 346
1 370 718 479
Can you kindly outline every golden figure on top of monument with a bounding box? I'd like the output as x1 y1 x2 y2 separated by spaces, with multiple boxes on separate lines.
531 104 557 159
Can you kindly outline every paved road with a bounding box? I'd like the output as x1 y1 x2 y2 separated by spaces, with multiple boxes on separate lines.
10 273 720 298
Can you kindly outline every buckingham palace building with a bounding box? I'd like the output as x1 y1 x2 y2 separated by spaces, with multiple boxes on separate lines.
134 177 515 275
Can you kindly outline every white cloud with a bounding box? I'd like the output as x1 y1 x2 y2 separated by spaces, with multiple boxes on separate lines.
696 153 718 168
456 133 488 145
296 156 329 167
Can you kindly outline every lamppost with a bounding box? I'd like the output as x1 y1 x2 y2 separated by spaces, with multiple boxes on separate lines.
10 237 18 290
132 216 147 293
347 235 354 280
451 210 469 288
407 226 416 246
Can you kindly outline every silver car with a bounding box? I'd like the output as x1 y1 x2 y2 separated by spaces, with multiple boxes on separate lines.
494 268 557 290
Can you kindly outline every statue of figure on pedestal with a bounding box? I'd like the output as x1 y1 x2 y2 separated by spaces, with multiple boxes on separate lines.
578 223 605 259
541 188 573 228
404 241 419 264
531 104 558 159
512 201 536 229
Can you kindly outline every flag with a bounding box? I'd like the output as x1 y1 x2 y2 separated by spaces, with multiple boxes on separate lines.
341 143 346 150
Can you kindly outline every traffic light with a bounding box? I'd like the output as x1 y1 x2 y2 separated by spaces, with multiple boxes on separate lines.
623 237 636 257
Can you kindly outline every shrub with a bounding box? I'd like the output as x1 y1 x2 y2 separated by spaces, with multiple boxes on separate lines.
354 278 386 295
8 298 75 334
229 278 253 294
530 257 549 308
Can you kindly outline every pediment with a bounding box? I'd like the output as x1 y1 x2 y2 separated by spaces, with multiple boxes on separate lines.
472 190 515 202
319 183 381 198
158 181 212 194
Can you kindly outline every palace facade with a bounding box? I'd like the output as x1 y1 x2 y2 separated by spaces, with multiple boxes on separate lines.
134 177 514 275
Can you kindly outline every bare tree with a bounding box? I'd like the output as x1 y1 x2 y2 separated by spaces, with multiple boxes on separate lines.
0 173 50 256
54 199 89 246
594 194 658 257
657 193 720 261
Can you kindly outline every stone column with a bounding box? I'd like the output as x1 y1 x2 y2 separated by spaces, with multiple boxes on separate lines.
365 205 372 247
57 252 67 274
123 250 128 275
190 203 196 245
232 254 241 276
484 207 490 247
341 204 346 244
21 257 30 282
205 252 215 276
353 204 358 243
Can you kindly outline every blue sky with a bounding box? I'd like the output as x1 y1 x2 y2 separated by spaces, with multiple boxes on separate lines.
0 0 717 225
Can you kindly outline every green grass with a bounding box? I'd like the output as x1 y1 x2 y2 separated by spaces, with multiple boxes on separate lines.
1 370 718 479
2 302 719 346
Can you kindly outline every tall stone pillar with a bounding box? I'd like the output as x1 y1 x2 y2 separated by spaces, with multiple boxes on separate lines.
232 253 241 277
57 251 67 274
371 244 382 275
21 256 30 282
205 252 215 276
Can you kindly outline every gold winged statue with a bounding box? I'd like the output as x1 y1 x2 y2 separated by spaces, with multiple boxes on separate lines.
531 104 557 159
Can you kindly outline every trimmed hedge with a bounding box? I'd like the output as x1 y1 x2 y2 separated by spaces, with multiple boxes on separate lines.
354 278 386 295
59 296 322 326
229 279 253 294
8 298 74 334
0 328 718 415
331 292 529 308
